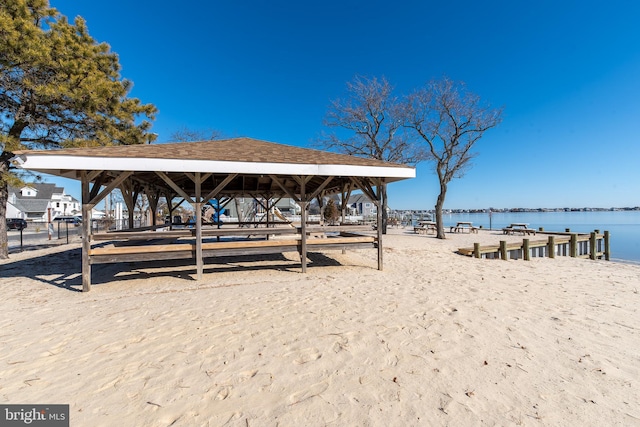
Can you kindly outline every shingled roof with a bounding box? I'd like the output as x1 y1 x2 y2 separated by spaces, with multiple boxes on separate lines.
14 138 409 169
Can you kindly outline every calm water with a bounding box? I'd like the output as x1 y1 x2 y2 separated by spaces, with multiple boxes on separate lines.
437 211 640 263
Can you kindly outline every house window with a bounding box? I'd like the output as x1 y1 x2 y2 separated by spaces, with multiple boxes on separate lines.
56 202 60 208
365 203 371 208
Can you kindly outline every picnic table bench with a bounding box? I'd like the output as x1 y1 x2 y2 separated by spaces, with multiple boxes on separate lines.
502 223 537 235
450 222 478 233
414 221 437 235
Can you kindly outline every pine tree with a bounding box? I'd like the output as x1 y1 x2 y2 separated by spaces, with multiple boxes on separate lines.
0 0 157 258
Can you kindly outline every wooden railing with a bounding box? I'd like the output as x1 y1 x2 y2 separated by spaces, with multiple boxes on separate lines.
459 230 610 261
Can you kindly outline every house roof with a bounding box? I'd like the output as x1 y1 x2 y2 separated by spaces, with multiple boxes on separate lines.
13 198 49 214
12 138 415 200
8 183 60 215
10 183 57 200
348 193 373 204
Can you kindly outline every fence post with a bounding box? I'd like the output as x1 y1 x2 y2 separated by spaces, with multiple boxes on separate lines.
548 236 555 259
590 232 597 260
474 242 480 259
523 238 530 261
500 240 508 260
604 231 610 261
570 233 577 257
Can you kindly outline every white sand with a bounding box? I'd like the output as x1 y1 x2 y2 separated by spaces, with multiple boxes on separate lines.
1 228 639 426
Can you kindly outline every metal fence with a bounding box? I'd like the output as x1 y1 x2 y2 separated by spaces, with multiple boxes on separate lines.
7 220 82 253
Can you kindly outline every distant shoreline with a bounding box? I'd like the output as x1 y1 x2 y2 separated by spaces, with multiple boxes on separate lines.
393 207 640 214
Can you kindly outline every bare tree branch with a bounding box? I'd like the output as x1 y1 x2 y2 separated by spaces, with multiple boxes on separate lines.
170 127 225 142
404 76 503 238
317 75 422 233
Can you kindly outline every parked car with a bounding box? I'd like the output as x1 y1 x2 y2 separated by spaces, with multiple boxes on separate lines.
6 218 27 231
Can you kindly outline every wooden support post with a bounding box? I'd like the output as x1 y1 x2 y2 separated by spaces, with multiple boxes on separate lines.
195 173 203 280
604 230 610 261
473 243 480 259
523 238 530 261
167 198 174 231
147 188 160 227
373 181 383 271
499 240 507 260
548 236 555 259
119 179 140 229
266 197 271 230
590 232 597 260
299 176 308 273
300 201 308 273
81 173 92 292
569 233 577 257
565 228 571 233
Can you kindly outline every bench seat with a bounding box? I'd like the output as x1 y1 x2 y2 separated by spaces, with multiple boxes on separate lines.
89 235 376 264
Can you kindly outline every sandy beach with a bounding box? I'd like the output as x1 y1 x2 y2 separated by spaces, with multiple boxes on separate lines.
1 228 639 426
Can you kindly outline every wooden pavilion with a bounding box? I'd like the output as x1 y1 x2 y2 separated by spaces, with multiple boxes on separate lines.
12 138 415 291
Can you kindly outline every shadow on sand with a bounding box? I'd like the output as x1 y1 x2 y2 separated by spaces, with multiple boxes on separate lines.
1 246 344 292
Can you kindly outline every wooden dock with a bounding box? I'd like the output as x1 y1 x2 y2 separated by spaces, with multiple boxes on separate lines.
458 230 610 261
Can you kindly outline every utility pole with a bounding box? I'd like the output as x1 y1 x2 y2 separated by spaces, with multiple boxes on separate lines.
47 207 52 240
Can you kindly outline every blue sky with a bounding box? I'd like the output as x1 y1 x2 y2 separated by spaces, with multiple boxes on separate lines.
45 0 640 210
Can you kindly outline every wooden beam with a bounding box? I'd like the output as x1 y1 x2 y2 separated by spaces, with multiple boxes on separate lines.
90 243 194 255
202 173 238 202
269 175 299 201
88 171 105 201
156 171 193 203
307 176 335 201
351 177 377 202
184 172 196 183
87 170 103 182
89 235 376 257
87 171 133 209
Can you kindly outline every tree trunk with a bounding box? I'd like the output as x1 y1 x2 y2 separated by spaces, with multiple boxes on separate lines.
1 124 28 259
435 183 448 239
0 159 10 259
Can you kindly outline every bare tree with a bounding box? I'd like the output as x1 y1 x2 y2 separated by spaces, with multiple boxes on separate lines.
170 127 224 142
404 77 502 238
320 76 420 232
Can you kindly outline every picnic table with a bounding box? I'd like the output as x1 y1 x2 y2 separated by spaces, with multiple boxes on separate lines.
414 221 437 235
502 223 537 235
450 221 478 233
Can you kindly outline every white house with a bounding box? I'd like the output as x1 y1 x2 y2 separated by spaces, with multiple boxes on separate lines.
347 193 377 218
7 183 80 222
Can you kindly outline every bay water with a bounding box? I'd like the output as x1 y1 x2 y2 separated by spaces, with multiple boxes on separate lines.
435 210 640 264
